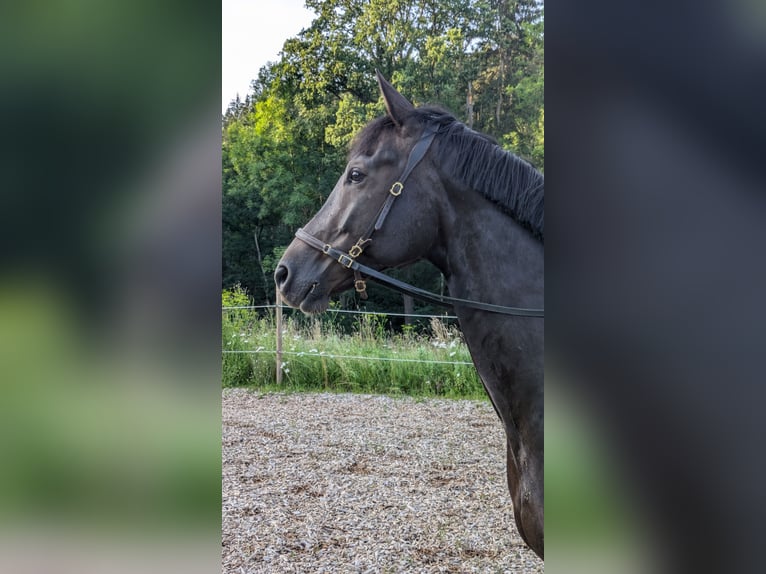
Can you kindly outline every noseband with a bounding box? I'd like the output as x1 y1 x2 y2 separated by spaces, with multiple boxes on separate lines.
294 123 544 317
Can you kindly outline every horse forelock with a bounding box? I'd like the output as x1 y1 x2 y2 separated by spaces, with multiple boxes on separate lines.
350 106 544 242
350 115 397 157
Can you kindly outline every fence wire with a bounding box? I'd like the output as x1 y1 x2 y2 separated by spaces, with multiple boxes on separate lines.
222 305 458 320
222 304 470 371
223 348 474 366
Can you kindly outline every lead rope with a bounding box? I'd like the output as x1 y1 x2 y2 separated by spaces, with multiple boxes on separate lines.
293 227 543 316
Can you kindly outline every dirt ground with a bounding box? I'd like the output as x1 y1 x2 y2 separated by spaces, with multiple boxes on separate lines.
222 389 543 573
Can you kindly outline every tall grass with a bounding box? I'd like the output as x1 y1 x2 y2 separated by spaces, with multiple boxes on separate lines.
222 288 486 400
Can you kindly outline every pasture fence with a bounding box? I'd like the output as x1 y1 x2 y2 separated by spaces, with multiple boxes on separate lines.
221 300 471 386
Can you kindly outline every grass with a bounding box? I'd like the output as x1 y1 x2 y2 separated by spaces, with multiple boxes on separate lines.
222 290 486 400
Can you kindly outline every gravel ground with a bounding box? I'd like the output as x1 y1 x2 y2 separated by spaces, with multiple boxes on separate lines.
222 389 544 573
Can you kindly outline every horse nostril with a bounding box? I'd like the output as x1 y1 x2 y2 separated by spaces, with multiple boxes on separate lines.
274 264 289 289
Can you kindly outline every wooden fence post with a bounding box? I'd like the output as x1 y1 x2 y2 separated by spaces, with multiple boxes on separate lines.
275 292 283 385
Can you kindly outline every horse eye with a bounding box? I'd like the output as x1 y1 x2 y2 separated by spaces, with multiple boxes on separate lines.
348 168 366 183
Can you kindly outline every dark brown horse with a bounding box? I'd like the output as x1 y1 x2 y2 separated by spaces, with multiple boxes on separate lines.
275 72 544 558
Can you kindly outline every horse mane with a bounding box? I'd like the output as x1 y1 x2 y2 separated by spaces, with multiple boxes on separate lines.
352 106 544 242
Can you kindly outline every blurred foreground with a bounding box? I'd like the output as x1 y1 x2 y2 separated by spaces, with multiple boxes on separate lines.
546 1 766 573
0 2 221 572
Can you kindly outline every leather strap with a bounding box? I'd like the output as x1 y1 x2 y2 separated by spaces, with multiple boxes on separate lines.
373 125 438 232
294 228 543 317
355 124 439 255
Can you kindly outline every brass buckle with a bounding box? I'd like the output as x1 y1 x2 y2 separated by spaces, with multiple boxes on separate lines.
389 182 403 196
354 279 367 293
348 244 363 258
337 253 354 268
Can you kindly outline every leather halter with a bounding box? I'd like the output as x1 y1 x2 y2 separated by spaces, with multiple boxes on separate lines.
294 122 544 317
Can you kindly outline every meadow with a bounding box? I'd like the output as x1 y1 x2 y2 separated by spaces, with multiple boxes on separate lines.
222 288 485 400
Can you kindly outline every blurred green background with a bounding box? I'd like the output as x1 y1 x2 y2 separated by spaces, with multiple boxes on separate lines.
0 1 220 572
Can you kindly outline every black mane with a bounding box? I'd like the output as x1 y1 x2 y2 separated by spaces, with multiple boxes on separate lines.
352 107 544 242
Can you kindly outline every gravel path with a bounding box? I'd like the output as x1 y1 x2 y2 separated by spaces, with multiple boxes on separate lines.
222 389 544 573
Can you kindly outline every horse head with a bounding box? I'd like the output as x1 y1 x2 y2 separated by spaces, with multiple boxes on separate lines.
275 72 443 312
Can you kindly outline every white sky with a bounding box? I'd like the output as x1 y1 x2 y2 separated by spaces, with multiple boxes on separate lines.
222 0 315 113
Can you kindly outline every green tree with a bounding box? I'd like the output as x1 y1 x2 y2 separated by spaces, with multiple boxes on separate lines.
223 84 346 302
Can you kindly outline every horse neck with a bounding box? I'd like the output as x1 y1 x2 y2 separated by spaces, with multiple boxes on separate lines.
427 180 544 312
428 178 544 458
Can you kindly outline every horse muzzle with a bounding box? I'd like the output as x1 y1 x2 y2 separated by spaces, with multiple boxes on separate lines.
275 243 351 313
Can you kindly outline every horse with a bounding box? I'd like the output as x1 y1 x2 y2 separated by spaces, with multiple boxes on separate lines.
275 71 544 559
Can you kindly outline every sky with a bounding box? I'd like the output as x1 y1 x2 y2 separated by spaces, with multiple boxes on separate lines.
222 0 315 113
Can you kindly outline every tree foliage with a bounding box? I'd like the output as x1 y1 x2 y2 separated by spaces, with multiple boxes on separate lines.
223 0 543 308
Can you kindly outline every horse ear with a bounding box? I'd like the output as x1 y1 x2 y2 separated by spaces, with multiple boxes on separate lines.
376 70 413 127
